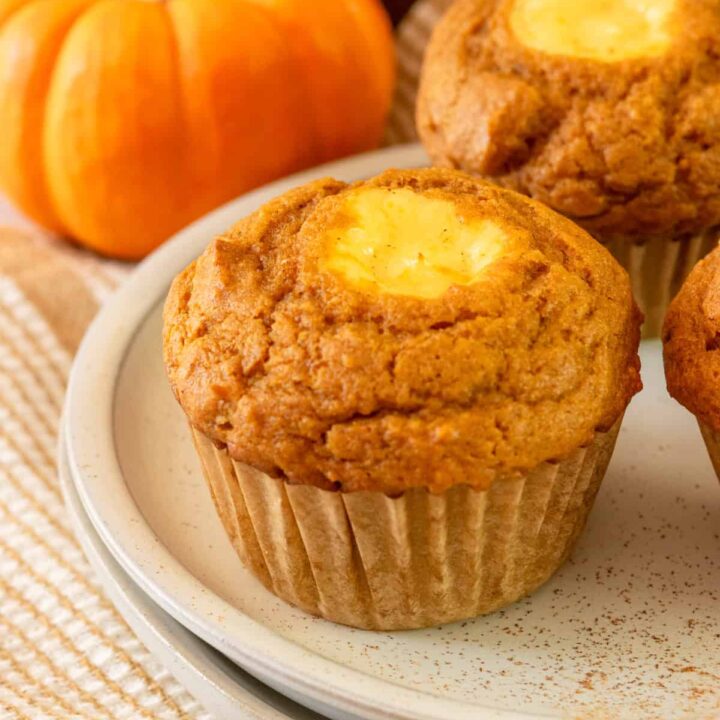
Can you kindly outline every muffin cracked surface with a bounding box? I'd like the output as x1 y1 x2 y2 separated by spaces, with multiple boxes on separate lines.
663 244 720 431
164 168 641 494
416 0 720 239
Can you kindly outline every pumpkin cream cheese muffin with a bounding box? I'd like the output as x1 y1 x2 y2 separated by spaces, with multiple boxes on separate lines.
664 245 720 480
164 168 642 630
417 0 720 336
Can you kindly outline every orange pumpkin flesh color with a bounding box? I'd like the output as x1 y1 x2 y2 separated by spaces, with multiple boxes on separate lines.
0 0 395 259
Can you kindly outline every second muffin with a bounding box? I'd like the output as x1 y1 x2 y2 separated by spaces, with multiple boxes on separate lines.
164 168 642 630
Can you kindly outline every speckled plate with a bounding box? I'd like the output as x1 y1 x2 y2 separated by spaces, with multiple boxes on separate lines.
65 144 720 720
58 424 325 720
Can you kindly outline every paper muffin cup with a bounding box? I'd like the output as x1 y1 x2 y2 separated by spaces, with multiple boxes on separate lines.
602 228 719 339
191 420 621 631
698 422 720 482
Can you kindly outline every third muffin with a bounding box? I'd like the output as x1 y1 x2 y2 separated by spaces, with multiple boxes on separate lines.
664 244 720 480
417 0 720 335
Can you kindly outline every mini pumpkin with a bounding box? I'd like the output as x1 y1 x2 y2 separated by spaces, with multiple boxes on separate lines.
0 0 394 259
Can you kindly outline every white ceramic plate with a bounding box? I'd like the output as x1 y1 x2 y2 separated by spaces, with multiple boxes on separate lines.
58 424 326 720
65 144 720 720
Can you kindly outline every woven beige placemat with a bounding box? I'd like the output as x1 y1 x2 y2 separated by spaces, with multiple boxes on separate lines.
0 3 449 716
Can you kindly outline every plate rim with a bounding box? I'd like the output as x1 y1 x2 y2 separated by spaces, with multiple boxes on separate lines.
64 143 558 720
57 421 321 720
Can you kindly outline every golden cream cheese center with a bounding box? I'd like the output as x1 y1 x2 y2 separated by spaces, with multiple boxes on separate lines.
320 187 514 298
510 0 674 61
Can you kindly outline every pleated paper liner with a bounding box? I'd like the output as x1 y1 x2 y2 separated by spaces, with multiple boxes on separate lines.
698 422 720 482
602 228 719 338
191 419 621 631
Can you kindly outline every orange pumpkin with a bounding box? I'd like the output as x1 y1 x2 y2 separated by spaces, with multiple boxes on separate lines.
0 0 395 259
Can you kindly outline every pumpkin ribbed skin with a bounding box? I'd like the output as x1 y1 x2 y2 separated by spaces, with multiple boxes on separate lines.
0 0 394 258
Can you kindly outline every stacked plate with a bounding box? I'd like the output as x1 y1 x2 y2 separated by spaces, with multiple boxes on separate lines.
61 145 720 720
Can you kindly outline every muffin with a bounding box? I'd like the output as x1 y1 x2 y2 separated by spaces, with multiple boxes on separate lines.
663 244 720 479
416 0 720 336
163 167 642 630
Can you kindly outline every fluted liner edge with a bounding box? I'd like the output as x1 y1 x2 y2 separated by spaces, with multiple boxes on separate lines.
191 420 621 630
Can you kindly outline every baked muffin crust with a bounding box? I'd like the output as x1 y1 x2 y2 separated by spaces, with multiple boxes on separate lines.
164 168 641 494
663 244 720 430
417 0 720 239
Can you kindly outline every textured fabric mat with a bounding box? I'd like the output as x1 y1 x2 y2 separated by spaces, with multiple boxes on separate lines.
0 2 447 717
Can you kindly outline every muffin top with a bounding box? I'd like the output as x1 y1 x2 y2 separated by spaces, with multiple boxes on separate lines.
663 243 720 430
164 168 641 494
417 0 720 239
